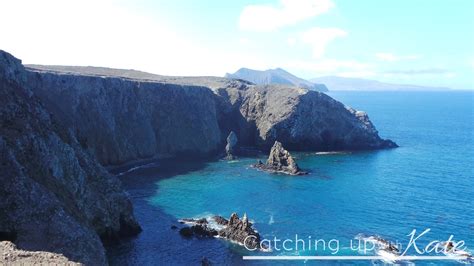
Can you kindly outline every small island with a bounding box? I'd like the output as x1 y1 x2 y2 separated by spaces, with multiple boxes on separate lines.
253 141 307 175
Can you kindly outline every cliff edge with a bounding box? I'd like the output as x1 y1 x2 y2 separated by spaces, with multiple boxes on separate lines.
0 50 141 265
26 62 396 166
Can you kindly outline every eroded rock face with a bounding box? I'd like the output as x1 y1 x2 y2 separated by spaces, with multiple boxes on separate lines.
253 141 306 175
216 85 398 151
27 70 222 166
178 213 263 251
0 241 82 265
224 131 238 160
0 50 140 265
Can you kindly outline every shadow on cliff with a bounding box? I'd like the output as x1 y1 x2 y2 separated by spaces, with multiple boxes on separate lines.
105 158 249 265
105 195 246 265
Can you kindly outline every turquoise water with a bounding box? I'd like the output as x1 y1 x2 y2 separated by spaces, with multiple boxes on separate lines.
108 91 474 265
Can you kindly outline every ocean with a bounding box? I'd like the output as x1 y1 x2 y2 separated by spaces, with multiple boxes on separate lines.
107 91 474 265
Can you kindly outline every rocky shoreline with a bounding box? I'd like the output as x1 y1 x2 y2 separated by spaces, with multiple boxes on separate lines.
178 213 265 251
0 49 397 264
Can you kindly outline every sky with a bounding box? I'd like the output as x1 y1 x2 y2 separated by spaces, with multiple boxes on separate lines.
0 0 473 89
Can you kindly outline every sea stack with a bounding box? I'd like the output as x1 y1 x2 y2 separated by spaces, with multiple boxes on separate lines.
254 141 307 175
224 131 238 160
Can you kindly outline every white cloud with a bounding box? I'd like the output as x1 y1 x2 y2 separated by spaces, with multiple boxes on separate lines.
375 53 398 62
300 27 347 58
337 71 377 78
239 38 251 45
444 73 456 78
287 37 297 47
375 52 420 62
383 68 451 75
239 0 334 32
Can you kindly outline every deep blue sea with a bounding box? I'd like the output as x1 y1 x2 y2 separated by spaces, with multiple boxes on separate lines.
107 91 474 265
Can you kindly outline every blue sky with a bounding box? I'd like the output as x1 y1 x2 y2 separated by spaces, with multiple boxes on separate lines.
1 0 473 89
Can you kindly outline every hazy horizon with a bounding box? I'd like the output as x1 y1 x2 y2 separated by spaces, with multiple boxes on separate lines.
24 63 469 90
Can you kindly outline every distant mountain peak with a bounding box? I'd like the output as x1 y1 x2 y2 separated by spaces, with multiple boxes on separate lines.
225 67 328 92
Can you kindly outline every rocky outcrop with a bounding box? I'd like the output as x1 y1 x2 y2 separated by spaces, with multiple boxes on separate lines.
0 241 82 265
224 131 238 160
178 213 263 251
218 213 262 250
215 85 398 151
0 50 140 265
253 141 306 175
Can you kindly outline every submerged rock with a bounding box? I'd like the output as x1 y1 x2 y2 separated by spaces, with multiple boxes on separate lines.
179 225 217 238
224 131 238 160
253 141 307 175
178 213 264 251
178 227 193 238
201 257 212 266
178 218 217 238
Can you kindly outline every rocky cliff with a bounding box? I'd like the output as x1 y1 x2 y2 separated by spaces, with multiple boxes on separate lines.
25 64 395 166
0 50 140 265
27 70 221 165
215 84 397 151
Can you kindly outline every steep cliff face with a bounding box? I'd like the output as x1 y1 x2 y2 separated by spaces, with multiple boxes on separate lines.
0 51 140 265
25 64 396 160
27 71 221 165
216 85 397 150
